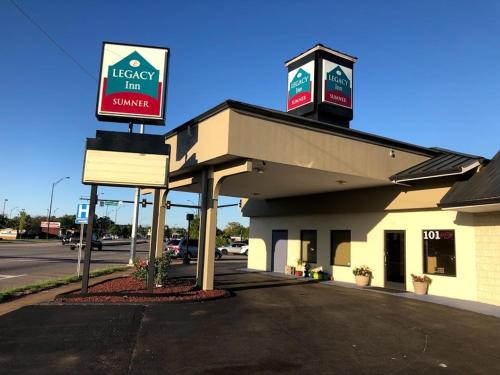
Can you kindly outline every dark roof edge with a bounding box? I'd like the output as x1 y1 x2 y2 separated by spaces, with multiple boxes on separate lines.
165 100 438 157
429 147 484 160
438 196 500 209
390 160 482 182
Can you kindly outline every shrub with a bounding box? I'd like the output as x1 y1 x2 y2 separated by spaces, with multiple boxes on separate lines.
132 255 172 286
133 258 148 281
155 253 171 286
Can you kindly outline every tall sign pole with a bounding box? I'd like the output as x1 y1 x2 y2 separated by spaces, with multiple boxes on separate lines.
81 185 98 293
75 203 89 276
130 124 145 264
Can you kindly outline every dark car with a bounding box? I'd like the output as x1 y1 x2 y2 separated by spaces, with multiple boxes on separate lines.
69 232 102 251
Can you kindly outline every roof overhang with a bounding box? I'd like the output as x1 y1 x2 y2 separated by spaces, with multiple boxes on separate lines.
163 101 436 200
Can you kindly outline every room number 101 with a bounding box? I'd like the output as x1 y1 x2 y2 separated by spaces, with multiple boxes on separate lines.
423 230 441 240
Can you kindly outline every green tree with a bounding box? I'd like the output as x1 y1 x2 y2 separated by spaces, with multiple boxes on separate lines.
188 215 200 239
59 215 77 230
95 216 114 237
18 210 27 238
223 222 248 239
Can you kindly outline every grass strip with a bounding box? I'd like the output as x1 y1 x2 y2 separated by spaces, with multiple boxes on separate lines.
0 265 131 303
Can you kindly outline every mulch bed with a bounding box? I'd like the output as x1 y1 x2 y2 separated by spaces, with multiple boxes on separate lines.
56 276 228 303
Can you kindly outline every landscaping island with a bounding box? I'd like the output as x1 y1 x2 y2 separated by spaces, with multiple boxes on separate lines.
57 276 228 303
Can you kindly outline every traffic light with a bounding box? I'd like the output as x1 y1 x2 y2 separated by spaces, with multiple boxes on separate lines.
141 199 147 208
166 200 171 209
238 199 242 208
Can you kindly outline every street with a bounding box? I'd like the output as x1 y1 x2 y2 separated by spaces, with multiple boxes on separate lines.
0 240 149 289
0 241 248 289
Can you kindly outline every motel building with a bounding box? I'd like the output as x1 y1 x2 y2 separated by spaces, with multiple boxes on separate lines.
152 45 500 306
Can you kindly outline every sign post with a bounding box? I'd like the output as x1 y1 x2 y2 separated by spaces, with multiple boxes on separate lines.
75 203 89 276
81 189 97 294
77 224 84 276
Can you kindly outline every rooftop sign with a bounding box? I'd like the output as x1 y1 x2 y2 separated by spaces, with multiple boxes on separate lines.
287 61 314 111
322 60 352 109
96 42 169 126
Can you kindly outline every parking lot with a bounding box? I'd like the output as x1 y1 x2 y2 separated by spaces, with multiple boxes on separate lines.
0 261 499 374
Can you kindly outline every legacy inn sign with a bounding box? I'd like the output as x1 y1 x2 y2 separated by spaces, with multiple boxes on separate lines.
96 42 169 125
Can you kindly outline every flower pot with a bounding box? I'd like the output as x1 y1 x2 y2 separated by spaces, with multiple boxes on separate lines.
294 270 303 277
355 275 370 287
413 281 429 295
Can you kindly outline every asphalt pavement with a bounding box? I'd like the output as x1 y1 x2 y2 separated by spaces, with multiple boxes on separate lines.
0 261 499 374
0 240 149 289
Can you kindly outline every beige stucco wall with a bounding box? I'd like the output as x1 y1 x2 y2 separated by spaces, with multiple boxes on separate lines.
166 109 231 174
228 110 430 181
474 213 500 306
248 210 479 302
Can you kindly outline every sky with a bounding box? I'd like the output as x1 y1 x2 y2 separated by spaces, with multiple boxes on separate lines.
1 0 499 228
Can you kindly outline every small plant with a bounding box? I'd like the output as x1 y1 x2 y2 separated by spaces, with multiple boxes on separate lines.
352 265 372 277
155 253 171 286
304 262 311 276
411 274 432 283
133 258 148 281
133 255 172 286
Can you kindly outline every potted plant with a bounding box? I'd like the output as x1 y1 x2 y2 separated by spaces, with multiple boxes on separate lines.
313 270 324 280
304 262 311 277
352 265 372 287
294 259 304 277
411 274 431 295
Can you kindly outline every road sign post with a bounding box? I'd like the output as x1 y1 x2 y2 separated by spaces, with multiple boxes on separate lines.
75 203 89 276
77 223 84 276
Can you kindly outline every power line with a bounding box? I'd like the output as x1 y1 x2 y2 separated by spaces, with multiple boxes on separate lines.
9 0 96 81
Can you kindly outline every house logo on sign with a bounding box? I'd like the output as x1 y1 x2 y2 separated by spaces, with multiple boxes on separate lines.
75 204 89 224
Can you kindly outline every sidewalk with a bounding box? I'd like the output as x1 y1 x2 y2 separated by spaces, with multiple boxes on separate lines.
323 280 500 319
239 268 500 319
0 268 132 317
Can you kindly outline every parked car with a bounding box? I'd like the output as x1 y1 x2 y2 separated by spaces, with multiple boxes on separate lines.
101 234 113 240
218 242 248 255
240 245 249 256
165 238 222 260
69 232 103 251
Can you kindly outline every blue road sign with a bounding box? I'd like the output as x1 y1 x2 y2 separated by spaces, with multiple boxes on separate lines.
75 204 89 224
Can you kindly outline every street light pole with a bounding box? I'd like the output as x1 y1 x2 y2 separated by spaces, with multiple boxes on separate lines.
2 199 7 217
47 177 70 240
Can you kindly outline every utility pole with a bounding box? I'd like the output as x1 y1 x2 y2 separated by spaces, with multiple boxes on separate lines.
129 124 144 264
2 199 7 217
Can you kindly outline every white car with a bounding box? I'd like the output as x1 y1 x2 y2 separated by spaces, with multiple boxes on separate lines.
219 242 248 255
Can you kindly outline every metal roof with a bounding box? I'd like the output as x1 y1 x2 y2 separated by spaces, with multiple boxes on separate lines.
439 151 500 209
390 150 484 183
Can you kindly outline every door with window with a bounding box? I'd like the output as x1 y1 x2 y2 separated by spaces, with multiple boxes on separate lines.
301 230 317 263
385 231 405 287
271 230 288 272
